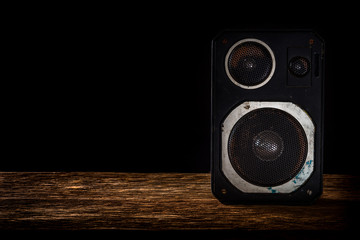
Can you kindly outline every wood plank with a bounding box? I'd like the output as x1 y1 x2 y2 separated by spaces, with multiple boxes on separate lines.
0 172 359 230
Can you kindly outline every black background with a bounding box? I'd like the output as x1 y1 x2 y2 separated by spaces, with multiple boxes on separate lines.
3 2 359 174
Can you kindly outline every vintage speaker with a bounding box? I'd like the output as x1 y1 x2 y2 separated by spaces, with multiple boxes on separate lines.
211 30 324 204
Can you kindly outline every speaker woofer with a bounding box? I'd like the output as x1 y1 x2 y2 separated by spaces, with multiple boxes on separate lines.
222 102 314 193
225 39 276 89
228 108 307 187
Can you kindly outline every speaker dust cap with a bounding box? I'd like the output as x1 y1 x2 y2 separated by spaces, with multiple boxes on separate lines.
225 39 276 89
221 102 314 193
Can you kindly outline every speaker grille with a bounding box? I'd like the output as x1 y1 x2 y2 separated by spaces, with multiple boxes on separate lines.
227 40 274 87
288 56 311 77
228 108 308 187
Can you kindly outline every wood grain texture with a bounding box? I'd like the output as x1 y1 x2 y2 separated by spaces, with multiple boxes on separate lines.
0 172 359 230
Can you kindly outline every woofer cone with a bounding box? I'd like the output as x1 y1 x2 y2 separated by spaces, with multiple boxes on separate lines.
252 130 284 162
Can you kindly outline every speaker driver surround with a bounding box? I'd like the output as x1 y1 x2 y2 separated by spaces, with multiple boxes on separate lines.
225 38 276 89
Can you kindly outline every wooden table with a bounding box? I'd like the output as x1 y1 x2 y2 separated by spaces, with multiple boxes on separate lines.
0 173 359 231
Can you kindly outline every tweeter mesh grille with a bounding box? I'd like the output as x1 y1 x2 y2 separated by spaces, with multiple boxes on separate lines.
225 39 275 89
289 56 311 77
228 108 308 187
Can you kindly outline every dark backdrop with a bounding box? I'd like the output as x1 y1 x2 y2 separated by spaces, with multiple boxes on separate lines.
3 3 359 174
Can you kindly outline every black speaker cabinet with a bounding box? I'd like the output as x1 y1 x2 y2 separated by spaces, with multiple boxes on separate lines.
211 30 324 204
